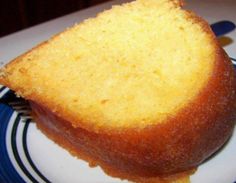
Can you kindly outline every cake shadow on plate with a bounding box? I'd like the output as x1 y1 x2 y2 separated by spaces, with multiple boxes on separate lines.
218 36 234 47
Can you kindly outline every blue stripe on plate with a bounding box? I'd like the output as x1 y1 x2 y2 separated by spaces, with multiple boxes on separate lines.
231 57 236 69
0 91 50 183
22 120 50 183
0 86 6 93
11 114 40 183
230 57 236 62
0 104 25 183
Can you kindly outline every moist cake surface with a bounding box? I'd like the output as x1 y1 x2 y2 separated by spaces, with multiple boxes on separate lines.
0 0 216 130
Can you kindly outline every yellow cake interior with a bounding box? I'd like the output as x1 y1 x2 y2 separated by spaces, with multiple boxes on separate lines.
0 0 216 129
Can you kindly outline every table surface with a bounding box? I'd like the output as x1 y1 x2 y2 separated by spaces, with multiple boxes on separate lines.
0 0 235 67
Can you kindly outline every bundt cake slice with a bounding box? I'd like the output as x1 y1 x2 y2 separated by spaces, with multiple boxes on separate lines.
0 0 235 182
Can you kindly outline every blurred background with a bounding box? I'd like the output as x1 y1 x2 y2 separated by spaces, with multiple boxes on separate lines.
0 0 110 38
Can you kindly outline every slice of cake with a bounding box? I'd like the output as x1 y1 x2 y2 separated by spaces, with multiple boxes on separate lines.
0 0 235 182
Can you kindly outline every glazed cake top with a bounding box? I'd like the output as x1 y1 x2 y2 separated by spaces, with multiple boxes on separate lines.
0 0 217 131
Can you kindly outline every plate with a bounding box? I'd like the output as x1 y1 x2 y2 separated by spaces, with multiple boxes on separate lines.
0 56 236 183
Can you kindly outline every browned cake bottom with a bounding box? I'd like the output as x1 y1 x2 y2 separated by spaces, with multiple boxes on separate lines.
31 102 195 183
